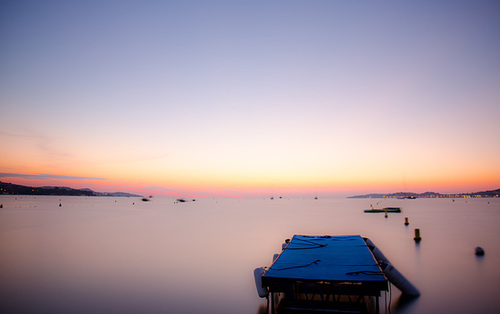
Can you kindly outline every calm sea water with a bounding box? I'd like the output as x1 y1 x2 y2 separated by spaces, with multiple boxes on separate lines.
0 196 499 313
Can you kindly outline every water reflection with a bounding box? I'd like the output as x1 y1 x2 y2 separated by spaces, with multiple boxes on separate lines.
256 304 268 314
0 196 499 313
392 294 420 313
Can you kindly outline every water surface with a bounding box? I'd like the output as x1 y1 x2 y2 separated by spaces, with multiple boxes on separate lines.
1 196 499 313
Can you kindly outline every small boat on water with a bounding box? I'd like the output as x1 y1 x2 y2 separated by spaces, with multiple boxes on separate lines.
364 207 401 213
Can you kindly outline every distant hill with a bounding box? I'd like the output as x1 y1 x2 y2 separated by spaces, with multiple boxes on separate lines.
0 181 142 197
348 188 500 199
96 191 143 197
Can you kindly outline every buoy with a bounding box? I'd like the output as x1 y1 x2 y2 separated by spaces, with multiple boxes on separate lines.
404 217 409 226
0 204 3 208
475 247 485 256
381 262 420 296
414 229 421 243
253 267 269 298
59 203 62 207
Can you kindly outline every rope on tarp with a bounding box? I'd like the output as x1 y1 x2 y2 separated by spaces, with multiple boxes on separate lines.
345 270 383 276
329 237 357 241
287 235 361 250
286 237 327 250
305 235 358 241
335 264 379 267
272 259 321 271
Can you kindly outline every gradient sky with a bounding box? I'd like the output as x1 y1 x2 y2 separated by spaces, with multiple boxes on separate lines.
1 0 499 198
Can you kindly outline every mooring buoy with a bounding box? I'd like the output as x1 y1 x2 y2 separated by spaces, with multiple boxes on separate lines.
59 203 62 207
475 247 485 256
414 229 421 243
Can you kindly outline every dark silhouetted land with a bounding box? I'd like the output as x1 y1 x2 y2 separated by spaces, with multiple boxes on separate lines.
0 181 141 197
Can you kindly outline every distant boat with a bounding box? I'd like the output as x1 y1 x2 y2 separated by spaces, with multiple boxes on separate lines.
364 207 401 213
141 197 150 202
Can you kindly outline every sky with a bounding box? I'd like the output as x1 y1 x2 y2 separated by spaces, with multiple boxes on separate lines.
1 0 499 198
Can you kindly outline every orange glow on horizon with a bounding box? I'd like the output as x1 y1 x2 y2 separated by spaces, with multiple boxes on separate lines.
1 168 498 199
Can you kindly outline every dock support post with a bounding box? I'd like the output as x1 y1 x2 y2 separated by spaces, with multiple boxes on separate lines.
414 229 422 243
271 292 275 314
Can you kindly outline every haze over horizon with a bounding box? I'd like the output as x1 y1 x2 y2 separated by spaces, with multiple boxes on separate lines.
1 1 499 198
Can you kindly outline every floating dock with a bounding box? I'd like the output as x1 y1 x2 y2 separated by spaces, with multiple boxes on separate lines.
255 235 418 313
257 235 387 313
364 207 401 213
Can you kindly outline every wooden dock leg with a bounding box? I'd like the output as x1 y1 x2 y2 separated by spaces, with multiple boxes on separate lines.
271 292 275 314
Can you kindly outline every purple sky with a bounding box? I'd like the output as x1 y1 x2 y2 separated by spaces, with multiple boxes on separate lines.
1 1 499 197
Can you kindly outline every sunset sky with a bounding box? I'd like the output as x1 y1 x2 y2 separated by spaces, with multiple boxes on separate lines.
1 1 499 198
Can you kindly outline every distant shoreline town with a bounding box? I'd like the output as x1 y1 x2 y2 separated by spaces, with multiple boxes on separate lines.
348 189 500 199
0 181 142 197
1 181 499 199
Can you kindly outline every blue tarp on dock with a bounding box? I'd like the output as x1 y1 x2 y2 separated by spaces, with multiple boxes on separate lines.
264 235 386 284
